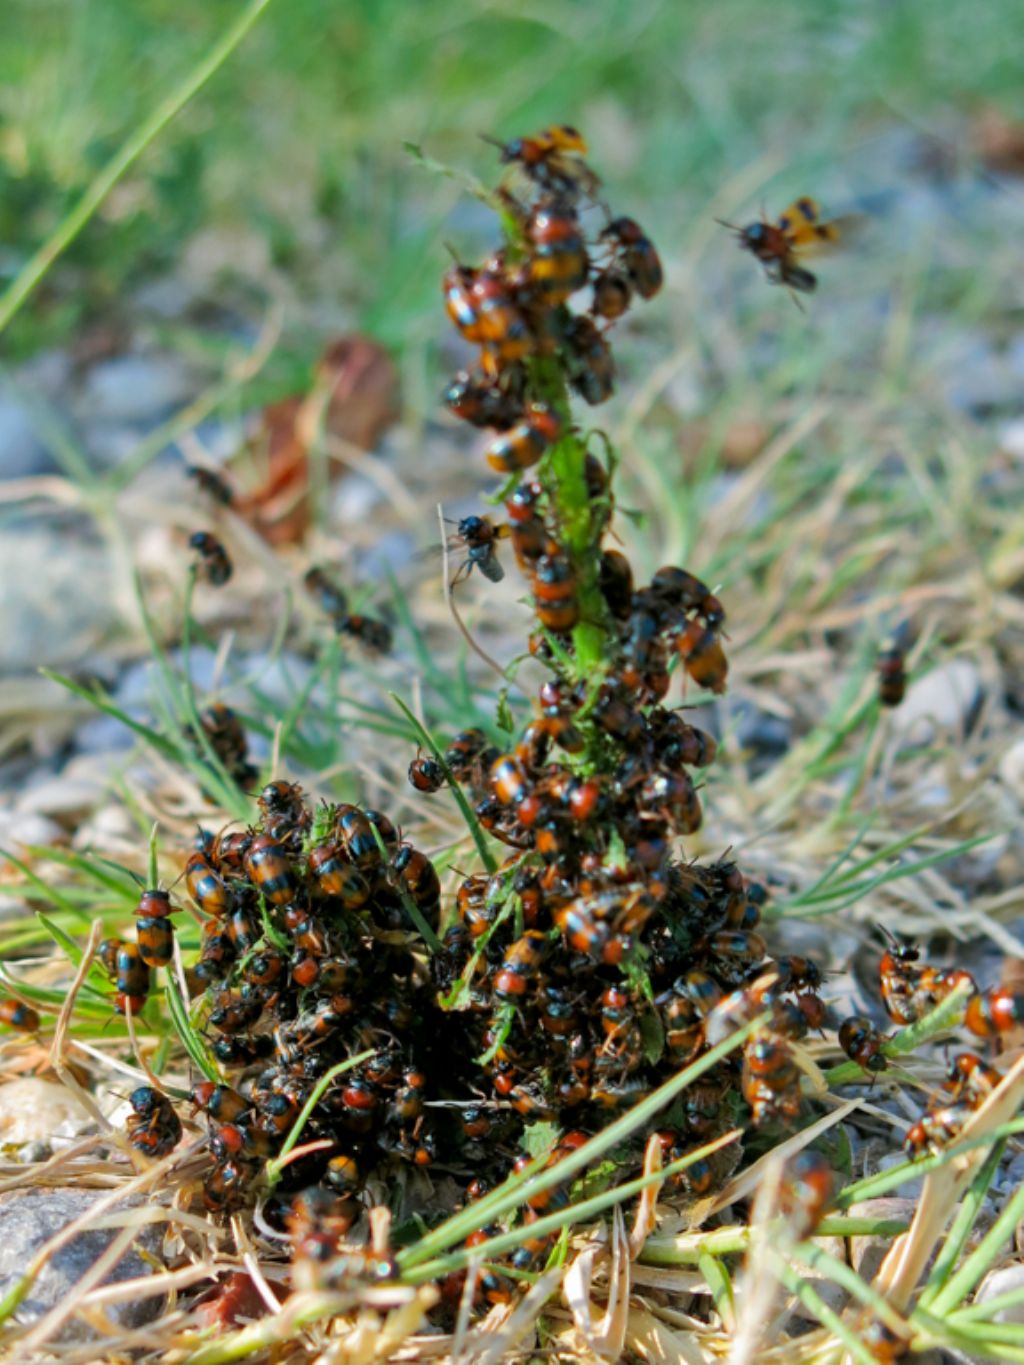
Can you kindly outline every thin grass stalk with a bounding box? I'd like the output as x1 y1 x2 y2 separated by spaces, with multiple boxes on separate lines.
916 1138 1004 1310
0 0 278 336
404 1134 736 1285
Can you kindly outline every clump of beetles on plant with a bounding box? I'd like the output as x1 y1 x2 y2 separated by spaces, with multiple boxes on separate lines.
91 127 1015 1320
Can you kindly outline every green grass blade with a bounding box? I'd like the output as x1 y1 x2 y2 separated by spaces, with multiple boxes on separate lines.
918 1139 1004 1309
265 1048 376 1186
164 980 218 1084
39 668 180 758
0 0 279 336
928 1167 1024 1316
398 1013 765 1271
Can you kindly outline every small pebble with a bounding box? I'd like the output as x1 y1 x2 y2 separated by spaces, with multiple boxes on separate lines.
890 659 983 745
0 808 63 851
974 1264 1024 1324
0 1078 92 1146
15 775 106 820
846 1198 919 1281
78 352 195 425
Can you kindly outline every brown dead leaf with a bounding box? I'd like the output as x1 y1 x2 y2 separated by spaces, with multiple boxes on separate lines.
972 107 1024 176
234 334 400 545
318 335 401 450
193 1270 267 1329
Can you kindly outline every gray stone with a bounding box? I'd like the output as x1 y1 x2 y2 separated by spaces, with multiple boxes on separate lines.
0 527 117 673
937 331 1012 414
331 472 386 522
0 808 63 851
0 1187 167 1341
999 738 1024 801
847 1198 919 1281
78 352 195 425
18 1140 54 1164
358 530 416 581
0 393 53 479
16 773 107 820
891 660 983 745
725 700 792 774
0 1078 93 1146
974 1264 1024 1324
872 1153 923 1201
998 418 1024 463
73 714 137 755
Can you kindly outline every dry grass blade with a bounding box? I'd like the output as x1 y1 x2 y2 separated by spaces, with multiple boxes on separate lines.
563 1206 631 1360
472 1265 564 1365
624 1303 712 1365
48 918 114 1136
628 1131 666 1260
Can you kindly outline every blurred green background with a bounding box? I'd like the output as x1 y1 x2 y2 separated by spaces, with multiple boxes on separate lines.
2 0 1020 365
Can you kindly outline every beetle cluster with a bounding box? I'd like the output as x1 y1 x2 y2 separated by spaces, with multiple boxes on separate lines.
424 128 805 1158
101 129 840 1315
831 931 1020 1159
178 783 469 1211
442 125 661 478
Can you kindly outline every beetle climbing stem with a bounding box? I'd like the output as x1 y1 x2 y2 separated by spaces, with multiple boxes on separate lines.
528 357 611 684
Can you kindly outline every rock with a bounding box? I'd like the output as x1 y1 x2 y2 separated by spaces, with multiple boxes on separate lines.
0 1078 92 1146
358 530 416 581
18 1140 54 1164
0 1188 166 1341
0 808 63 852
71 803 139 854
974 1264 1024 1323
890 660 983 745
0 352 74 479
847 1197 919 1281
0 393 53 479
999 418 1024 462
939 331 1012 415
999 738 1024 800
72 714 137 755
0 526 117 672
870 1153 924 1202
331 471 386 522
16 774 106 820
77 352 196 426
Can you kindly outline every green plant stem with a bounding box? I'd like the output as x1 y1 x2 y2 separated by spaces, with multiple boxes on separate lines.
390 694 497 874
640 1215 909 1266
403 1137 727 1285
398 1011 767 1272
0 0 277 337
530 356 610 680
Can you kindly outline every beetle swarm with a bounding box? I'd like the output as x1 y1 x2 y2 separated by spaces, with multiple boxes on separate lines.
102 131 854 1313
